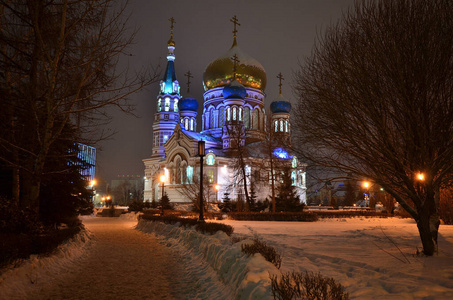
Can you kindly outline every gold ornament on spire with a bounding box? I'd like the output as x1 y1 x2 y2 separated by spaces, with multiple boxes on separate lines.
184 70 193 93
277 72 284 95
168 17 176 47
230 15 240 47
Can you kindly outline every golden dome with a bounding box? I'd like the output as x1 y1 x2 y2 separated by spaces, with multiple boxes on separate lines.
203 42 267 91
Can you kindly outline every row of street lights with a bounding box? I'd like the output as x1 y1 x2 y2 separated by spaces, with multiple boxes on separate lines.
361 172 425 206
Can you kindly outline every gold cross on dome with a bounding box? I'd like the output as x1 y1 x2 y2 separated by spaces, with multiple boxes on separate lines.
169 17 176 37
277 72 284 95
230 15 241 41
231 54 240 79
184 70 193 93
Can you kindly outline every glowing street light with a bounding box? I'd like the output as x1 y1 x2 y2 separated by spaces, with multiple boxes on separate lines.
214 184 220 202
417 173 425 181
363 181 371 207
160 174 166 216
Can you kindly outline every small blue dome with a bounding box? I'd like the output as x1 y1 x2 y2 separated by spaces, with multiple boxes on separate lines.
223 80 246 99
178 97 199 111
271 94 291 113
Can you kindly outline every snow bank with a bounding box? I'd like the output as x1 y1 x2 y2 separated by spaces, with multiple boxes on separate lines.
136 220 279 300
0 228 91 299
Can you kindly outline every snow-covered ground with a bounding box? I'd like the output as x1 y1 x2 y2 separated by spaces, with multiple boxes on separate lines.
217 217 453 299
2 215 452 299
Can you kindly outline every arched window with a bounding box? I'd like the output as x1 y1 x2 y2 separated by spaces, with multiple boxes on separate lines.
219 107 225 127
252 110 259 129
190 118 194 131
160 82 165 93
280 120 284 132
186 166 193 184
239 107 242 121
232 107 237 120
165 97 170 112
185 118 189 130
210 109 215 129
292 156 298 168
244 107 250 128
291 171 297 186
174 99 178 112
274 120 278 132
175 159 181 184
157 98 162 112
227 107 231 121
206 153 215 166
285 120 288 132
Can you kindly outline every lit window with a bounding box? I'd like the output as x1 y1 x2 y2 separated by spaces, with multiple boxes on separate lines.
285 120 288 132
157 98 162 112
274 120 278 132
185 118 189 130
186 166 193 183
280 120 283 132
165 97 170 111
207 169 214 183
233 107 237 120
227 107 231 121
291 171 297 186
239 107 242 121
206 153 215 165
190 119 194 131
160 82 165 93
292 156 297 168
174 99 178 112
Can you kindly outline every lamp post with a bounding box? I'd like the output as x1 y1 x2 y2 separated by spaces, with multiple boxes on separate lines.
363 181 370 207
198 140 206 222
160 174 166 216
215 184 220 202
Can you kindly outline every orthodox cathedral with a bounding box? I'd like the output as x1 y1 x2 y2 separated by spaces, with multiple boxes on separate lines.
143 17 306 204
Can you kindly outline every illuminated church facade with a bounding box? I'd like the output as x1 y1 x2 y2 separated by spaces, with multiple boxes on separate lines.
143 17 306 205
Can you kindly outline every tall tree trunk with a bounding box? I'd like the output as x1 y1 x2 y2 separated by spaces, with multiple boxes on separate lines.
416 192 440 256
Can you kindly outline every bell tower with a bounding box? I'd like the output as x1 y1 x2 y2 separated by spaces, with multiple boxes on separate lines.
151 17 181 157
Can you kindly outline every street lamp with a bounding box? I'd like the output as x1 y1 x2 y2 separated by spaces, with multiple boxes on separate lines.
160 174 166 216
363 181 370 207
417 173 425 181
214 184 220 202
198 140 206 222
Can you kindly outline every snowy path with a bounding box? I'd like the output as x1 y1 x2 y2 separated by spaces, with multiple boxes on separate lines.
30 217 203 300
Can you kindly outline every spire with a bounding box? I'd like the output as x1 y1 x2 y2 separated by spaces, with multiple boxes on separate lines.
230 15 240 47
184 70 193 93
231 54 240 80
167 17 176 47
277 72 284 95
160 17 179 95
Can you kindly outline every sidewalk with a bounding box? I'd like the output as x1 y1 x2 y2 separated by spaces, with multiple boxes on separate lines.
31 217 189 300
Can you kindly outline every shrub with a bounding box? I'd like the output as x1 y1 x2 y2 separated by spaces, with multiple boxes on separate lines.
0 197 41 234
228 212 318 222
140 215 234 236
241 238 282 269
128 200 144 212
270 271 349 300
195 222 234 236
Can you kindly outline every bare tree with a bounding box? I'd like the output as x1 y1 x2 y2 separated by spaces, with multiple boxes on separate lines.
0 1 157 216
293 0 453 255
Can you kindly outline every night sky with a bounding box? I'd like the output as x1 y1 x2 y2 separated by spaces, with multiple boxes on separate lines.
96 0 355 183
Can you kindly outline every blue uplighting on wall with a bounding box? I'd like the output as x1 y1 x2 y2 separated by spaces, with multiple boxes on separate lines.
273 147 291 159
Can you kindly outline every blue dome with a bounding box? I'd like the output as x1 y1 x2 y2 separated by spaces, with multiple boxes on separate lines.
223 80 246 99
271 94 291 113
270 100 291 113
178 97 199 111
